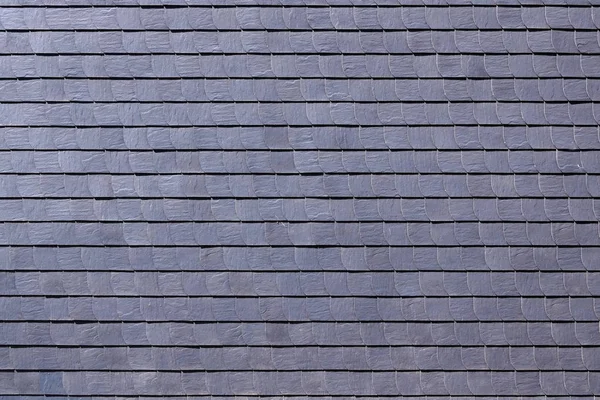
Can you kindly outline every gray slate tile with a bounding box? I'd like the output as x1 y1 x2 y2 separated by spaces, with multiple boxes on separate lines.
0 1 597 398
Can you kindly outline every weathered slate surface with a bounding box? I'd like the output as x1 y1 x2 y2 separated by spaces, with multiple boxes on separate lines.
0 1 599 399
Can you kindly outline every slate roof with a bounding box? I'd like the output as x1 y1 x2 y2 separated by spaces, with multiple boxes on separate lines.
0 1 599 399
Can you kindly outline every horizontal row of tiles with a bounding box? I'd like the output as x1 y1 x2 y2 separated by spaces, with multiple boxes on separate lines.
3 174 599 198
3 321 599 346
0 221 596 245
0 198 597 222
0 370 600 395
1 246 595 271
0 397 592 400
5 0 600 5
5 271 600 296
1 126 598 150
1 295 600 321
2 31 600 55
5 103 600 126
5 346 600 371
8 78 600 103
0 150 596 173
0 397 590 400
5 55 600 79
3 6 600 30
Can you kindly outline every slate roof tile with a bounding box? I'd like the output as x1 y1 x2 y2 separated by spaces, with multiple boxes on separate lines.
0 1 596 398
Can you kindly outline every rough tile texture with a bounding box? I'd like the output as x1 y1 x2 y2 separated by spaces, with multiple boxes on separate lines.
0 1 599 399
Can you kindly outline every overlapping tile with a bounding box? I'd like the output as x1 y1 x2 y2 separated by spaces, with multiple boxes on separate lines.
0 1 597 398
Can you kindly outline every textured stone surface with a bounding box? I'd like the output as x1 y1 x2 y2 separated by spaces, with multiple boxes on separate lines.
0 1 598 398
